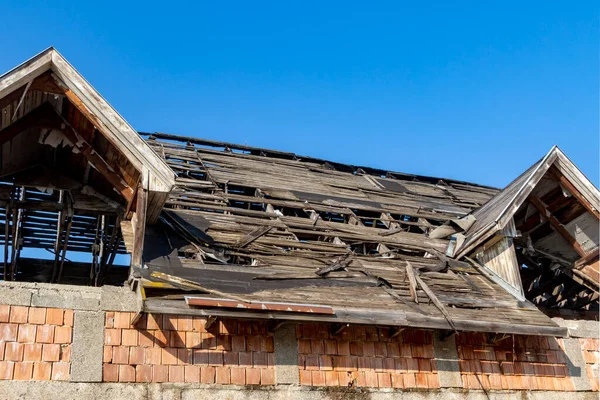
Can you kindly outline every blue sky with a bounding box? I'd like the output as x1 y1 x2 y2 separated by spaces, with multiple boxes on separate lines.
0 1 598 188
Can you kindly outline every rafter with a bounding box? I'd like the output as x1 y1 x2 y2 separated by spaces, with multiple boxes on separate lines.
0 102 134 204
528 196 586 257
548 165 599 220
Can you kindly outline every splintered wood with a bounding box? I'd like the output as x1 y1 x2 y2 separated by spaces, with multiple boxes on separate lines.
137 133 568 336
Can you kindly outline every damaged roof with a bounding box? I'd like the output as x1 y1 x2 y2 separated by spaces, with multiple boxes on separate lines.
134 132 573 337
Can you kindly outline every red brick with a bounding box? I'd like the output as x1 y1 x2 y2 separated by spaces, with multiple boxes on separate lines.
427 373 440 389
246 335 261 352
0 323 18 342
145 347 161 365
134 332 152 348
375 342 388 357
169 330 185 348
54 326 71 344
363 342 375 357
114 312 132 329
319 354 333 371
9 306 28 324
200 366 215 384
178 348 192 365
28 308 46 325
122 329 138 346
231 335 245 352
0 306 9 323
253 351 267 368
239 351 252 367
417 358 432 373
261 368 275 385
310 339 324 355
177 316 193 332
119 365 135 382
32 362 52 380
60 345 70 363
299 369 312 385
349 341 363 356
129 347 145 365
337 340 350 356
364 371 378 387
146 314 160 330
230 367 245 385
5 342 23 361
185 331 201 349
35 325 54 344
370 358 383 373
223 351 239 366
112 346 129 364
45 308 63 325
208 350 224 366
13 362 33 380
405 358 418 373
403 373 416 388
213 366 229 384
220 319 237 335
323 370 338 386
162 314 178 330
0 361 14 380
23 343 42 362
16 324 36 343
161 348 178 365
377 372 392 388
105 329 121 346
103 346 112 363
261 336 274 353
181 365 199 383
152 365 169 383
105 312 115 328
192 349 208 365
63 310 74 327
103 363 119 382
51 362 69 381
192 317 208 333
135 365 152 383
152 330 168 347
41 344 61 362
391 373 404 388
244 368 259 385
415 373 429 388
0 342 4 360
216 335 232 351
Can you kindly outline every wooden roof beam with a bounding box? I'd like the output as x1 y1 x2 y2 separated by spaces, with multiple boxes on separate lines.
548 165 599 220
0 102 134 205
528 196 586 257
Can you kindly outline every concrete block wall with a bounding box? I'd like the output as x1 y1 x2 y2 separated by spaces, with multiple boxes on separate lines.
580 338 599 391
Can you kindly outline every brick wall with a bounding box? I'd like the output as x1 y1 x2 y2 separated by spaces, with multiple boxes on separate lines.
297 324 440 389
456 332 574 391
580 338 599 391
103 312 275 384
0 305 72 381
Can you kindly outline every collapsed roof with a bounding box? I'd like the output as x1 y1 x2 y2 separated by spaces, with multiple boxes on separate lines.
0 48 598 337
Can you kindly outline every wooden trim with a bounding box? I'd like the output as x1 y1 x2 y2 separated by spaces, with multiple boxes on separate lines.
144 298 569 337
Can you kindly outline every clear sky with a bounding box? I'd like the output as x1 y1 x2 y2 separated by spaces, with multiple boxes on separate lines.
1 1 598 188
